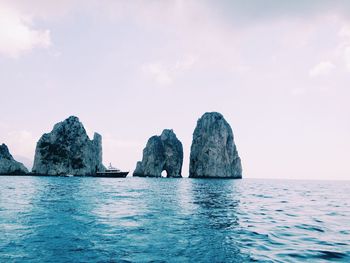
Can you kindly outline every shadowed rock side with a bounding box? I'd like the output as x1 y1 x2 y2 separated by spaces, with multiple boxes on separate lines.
133 129 183 178
0 144 29 175
189 112 242 178
32 116 104 176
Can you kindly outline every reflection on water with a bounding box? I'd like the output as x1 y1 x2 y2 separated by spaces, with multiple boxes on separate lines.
186 180 248 261
0 177 349 262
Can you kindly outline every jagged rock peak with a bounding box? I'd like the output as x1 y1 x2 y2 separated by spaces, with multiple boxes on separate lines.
32 116 104 176
133 129 183 178
189 112 242 178
0 143 12 160
0 143 29 175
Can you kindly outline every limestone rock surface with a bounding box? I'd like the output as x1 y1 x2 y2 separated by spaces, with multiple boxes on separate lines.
32 116 104 176
133 129 183 178
0 144 28 175
189 112 242 178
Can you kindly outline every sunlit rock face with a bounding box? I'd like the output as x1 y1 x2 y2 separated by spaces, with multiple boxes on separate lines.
133 129 183 178
0 144 28 175
189 112 242 178
32 116 104 176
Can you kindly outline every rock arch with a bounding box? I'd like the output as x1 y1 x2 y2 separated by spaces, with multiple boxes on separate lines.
133 129 183 178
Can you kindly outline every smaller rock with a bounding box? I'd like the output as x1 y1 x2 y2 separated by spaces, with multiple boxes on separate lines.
133 129 183 178
0 144 29 175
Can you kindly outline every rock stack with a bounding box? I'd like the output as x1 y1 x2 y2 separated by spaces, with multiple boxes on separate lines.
133 129 183 178
189 112 242 178
32 116 104 176
0 144 28 175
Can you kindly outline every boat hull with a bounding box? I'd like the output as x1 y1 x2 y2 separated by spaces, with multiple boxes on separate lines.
93 172 129 178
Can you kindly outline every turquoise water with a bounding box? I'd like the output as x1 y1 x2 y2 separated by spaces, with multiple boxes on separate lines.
0 177 349 262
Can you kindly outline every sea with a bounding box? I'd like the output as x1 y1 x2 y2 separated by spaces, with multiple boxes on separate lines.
0 176 349 263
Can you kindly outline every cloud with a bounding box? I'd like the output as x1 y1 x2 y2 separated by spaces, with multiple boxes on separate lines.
143 55 197 86
143 63 173 86
309 61 335 77
0 4 51 58
175 55 196 71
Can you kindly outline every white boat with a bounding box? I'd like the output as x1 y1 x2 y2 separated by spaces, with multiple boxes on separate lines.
94 163 129 178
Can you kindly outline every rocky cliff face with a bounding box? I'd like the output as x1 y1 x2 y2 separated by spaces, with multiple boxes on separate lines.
0 144 28 175
133 129 183 178
189 112 242 178
32 116 104 176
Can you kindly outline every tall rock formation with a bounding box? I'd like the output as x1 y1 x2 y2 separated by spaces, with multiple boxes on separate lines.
0 144 28 175
133 129 183 178
32 116 104 176
189 112 242 178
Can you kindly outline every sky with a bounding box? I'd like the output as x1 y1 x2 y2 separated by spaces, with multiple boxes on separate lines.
0 0 349 180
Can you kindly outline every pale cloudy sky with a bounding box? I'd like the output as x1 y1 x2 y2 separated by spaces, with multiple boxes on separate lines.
1 0 349 180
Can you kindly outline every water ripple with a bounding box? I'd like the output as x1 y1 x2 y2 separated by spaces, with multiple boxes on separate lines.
0 177 349 262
